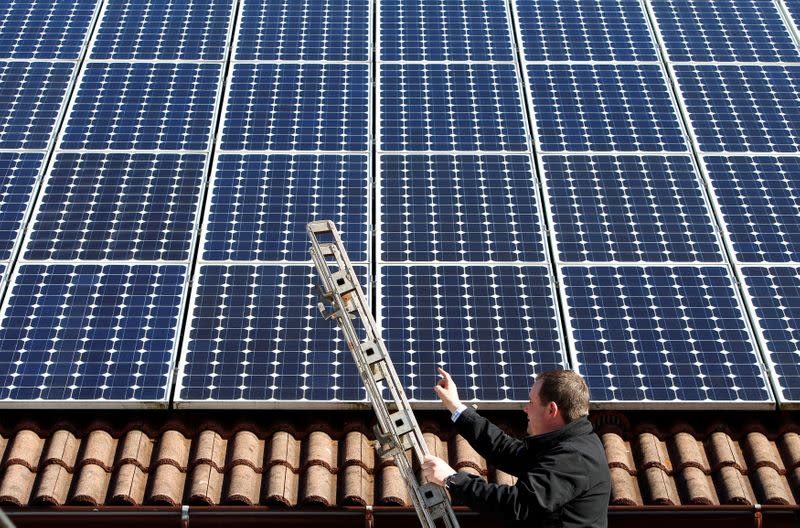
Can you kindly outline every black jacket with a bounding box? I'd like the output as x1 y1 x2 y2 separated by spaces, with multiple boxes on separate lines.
447 409 610 527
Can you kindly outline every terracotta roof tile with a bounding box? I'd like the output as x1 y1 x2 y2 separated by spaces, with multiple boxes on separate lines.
609 466 641 506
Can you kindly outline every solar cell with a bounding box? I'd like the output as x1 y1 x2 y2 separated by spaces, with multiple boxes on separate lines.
24 153 206 262
202 154 368 262
704 156 800 263
651 0 800 63
379 265 565 403
91 0 232 61
0 61 74 150
561 265 773 406
674 65 800 153
741 266 800 405
785 0 800 33
381 64 528 152
60 62 221 151
379 155 546 262
221 63 368 152
236 0 369 61
514 0 657 62
0 264 186 405
380 0 513 61
0 153 43 262
543 155 723 263
176 264 367 404
527 64 687 153
0 0 97 60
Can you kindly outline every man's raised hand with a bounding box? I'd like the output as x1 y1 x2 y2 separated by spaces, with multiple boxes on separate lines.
434 367 462 413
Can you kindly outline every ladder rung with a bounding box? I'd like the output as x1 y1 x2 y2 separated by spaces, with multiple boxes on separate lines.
307 219 334 235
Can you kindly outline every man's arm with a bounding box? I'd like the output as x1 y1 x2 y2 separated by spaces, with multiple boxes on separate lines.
434 368 525 471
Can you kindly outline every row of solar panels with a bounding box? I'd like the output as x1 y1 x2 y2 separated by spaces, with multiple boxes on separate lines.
0 0 799 411
3 0 800 63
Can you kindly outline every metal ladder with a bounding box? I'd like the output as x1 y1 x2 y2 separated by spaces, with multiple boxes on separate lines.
307 220 460 528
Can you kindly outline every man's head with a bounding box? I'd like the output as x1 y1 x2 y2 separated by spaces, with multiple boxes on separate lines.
523 370 590 436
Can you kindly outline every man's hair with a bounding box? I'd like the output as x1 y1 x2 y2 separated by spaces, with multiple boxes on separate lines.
536 370 589 423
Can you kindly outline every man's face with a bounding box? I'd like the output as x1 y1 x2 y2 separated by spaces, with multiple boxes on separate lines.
523 379 550 436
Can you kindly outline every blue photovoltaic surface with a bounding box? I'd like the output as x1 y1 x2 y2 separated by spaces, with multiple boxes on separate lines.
741 266 800 403
543 155 722 263
0 0 96 59
380 265 565 402
90 0 232 60
528 64 687 153
675 65 800 153
651 0 800 63
178 265 367 402
236 0 369 61
514 0 657 62
562 265 772 404
381 64 528 152
221 63 368 152
0 153 43 262
60 62 221 151
0 264 186 403
380 155 546 262
786 0 800 31
0 61 74 150
380 0 513 61
25 153 206 262
705 156 800 263
202 154 368 262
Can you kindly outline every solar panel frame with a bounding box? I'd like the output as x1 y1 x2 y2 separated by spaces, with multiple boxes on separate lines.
57 61 225 152
739 264 800 409
233 0 372 62
377 62 532 153
376 153 548 264
0 262 190 408
0 0 101 60
773 0 800 52
19 151 210 263
87 0 236 61
376 263 568 408
377 0 516 63
557 263 775 409
198 153 371 263
539 153 725 265
173 263 371 408
523 63 691 154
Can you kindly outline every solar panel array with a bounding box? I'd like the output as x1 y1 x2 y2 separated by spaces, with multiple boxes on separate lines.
1 0 800 409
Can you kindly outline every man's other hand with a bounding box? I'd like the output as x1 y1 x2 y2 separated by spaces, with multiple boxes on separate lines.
422 455 456 487
434 367 462 413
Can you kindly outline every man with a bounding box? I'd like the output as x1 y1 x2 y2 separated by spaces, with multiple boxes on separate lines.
422 368 610 527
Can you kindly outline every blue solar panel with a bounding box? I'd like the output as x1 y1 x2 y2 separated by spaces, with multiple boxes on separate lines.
381 64 528 152
380 0 513 61
0 61 74 150
90 0 232 60
202 154 368 262
741 266 800 404
236 0 369 61
651 0 800 63
24 153 206 262
785 0 800 32
562 265 772 405
514 0 658 62
675 65 800 154
380 265 564 402
60 62 221 151
528 64 687 153
705 156 800 263
221 63 368 152
0 264 186 404
543 155 722 263
380 155 546 262
177 264 367 403
0 0 96 59
0 153 43 262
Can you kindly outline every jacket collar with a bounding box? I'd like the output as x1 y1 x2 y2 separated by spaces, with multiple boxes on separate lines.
524 416 594 451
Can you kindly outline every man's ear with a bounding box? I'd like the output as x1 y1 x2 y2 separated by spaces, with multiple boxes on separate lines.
548 401 558 418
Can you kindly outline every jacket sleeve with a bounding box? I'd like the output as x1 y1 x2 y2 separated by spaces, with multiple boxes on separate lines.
454 408 526 474
447 451 588 522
